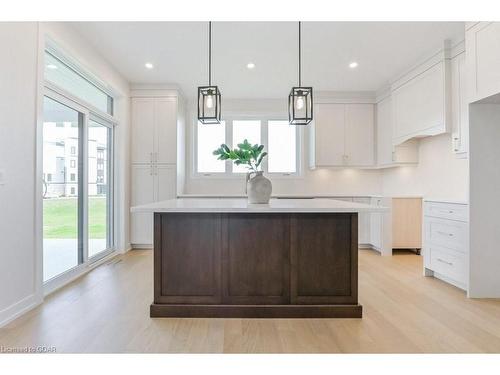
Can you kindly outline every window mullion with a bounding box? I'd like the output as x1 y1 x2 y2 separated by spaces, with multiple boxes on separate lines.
226 119 233 175
261 118 269 173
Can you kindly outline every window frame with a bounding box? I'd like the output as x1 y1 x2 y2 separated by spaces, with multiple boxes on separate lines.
193 115 302 179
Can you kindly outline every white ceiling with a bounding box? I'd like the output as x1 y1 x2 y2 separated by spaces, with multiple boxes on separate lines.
72 22 465 99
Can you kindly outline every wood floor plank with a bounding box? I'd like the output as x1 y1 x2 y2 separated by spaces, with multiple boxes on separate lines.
1 249 500 353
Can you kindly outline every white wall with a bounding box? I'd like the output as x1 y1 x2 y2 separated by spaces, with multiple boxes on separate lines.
382 133 468 201
184 98 384 196
0 22 131 327
469 103 500 298
0 22 40 326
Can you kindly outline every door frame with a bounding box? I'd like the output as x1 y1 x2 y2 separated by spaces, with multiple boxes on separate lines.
40 86 117 296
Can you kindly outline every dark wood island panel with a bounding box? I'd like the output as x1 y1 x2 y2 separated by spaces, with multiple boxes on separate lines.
151 212 361 318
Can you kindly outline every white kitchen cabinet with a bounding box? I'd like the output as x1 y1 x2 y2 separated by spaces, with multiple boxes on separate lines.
392 60 450 145
423 200 469 291
131 98 155 164
353 197 371 245
130 164 155 246
309 103 374 168
466 22 500 103
130 90 183 247
450 51 469 158
310 103 345 167
345 104 374 166
131 96 178 164
130 164 177 246
376 95 418 167
155 98 178 164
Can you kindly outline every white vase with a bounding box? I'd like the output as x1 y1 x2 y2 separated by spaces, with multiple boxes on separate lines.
246 171 272 204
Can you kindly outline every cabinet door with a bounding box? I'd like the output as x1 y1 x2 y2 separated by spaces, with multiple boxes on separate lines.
131 164 155 245
353 198 371 244
155 97 177 164
376 97 394 166
222 214 290 304
155 165 177 202
466 22 500 103
131 98 155 164
345 104 374 166
451 52 469 156
313 103 345 166
154 213 222 304
291 213 357 304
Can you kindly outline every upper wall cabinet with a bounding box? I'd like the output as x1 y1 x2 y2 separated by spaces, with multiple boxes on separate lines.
309 103 374 168
391 59 451 145
466 22 500 103
376 95 418 167
131 97 178 164
450 50 468 158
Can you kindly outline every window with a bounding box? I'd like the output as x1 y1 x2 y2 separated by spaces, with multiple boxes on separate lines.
70 159 76 168
71 146 76 155
268 121 297 174
70 173 76 182
45 51 113 115
46 173 52 182
195 118 299 176
232 120 261 173
196 121 226 173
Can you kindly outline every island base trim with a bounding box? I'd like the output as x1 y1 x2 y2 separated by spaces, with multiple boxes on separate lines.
150 304 362 318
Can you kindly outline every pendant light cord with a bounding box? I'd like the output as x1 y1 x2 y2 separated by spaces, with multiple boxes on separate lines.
209 21 212 86
298 21 301 87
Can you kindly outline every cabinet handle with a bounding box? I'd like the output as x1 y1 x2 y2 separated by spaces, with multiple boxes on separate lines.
437 258 453 266
437 231 453 237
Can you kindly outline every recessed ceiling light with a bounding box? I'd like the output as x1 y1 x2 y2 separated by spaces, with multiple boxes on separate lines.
246 62 256 70
349 62 359 69
145 62 154 69
46 64 58 70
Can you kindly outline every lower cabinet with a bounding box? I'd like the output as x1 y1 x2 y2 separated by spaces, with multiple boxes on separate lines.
423 200 469 290
131 163 176 246
153 212 358 306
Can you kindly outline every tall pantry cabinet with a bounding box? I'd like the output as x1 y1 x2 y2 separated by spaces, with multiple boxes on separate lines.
130 88 185 247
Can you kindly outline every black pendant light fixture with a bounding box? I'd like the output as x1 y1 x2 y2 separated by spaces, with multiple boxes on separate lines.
198 21 222 124
288 21 313 125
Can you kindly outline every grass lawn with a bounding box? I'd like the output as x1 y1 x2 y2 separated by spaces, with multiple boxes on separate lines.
43 197 106 239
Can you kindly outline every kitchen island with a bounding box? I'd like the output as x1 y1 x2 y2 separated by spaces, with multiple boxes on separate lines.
131 198 387 318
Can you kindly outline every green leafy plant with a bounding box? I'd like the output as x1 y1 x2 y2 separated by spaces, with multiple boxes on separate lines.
213 139 268 173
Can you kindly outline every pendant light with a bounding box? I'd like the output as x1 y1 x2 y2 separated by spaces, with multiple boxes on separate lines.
288 21 313 125
198 21 222 124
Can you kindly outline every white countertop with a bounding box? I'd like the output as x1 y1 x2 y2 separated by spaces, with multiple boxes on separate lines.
178 194 383 199
131 198 389 213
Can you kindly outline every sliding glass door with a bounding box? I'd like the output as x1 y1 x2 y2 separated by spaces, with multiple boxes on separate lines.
42 95 114 283
42 96 83 281
88 119 112 258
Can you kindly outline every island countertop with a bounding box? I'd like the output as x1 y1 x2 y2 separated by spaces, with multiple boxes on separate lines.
131 198 388 213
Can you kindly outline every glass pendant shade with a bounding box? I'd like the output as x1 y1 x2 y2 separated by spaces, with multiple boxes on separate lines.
288 86 313 125
198 85 221 124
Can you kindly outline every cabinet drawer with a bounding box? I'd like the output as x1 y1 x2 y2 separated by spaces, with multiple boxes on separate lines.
424 201 468 222
425 217 468 253
429 245 467 286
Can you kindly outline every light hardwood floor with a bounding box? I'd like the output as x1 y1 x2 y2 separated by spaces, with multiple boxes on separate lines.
1 249 500 353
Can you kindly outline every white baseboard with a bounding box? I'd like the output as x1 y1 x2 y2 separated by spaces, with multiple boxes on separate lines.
131 244 153 249
0 293 41 328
